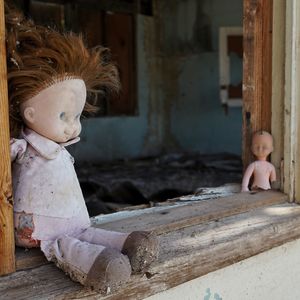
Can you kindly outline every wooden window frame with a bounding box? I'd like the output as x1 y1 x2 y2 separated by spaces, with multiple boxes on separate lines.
242 0 273 170
1 1 300 297
281 0 300 202
0 0 15 276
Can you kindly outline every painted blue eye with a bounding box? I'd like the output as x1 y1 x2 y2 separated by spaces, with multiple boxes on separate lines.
60 112 66 119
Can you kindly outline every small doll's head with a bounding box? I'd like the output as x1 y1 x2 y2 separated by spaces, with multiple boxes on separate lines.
251 130 274 161
5 3 120 140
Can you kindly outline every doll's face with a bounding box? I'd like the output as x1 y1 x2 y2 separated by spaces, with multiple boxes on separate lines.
20 79 86 143
251 133 273 160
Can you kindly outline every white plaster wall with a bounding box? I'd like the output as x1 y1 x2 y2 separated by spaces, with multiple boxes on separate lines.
145 238 300 300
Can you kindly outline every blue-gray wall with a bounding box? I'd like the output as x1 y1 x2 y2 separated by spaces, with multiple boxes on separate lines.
169 0 243 154
71 0 243 163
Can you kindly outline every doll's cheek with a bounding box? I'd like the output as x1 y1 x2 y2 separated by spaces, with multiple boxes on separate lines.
73 123 82 137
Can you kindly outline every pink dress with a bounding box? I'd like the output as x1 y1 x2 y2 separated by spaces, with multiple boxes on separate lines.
11 128 90 246
11 128 128 276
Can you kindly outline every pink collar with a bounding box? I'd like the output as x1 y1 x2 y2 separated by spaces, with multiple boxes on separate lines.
21 128 80 160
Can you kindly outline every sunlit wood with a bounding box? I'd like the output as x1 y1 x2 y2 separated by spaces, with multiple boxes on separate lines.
243 0 273 169
0 0 15 275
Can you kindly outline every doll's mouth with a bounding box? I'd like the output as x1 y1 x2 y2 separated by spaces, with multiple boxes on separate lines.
65 134 79 142
61 135 73 143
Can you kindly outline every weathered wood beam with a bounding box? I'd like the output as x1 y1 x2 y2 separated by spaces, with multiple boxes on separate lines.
93 190 287 234
3 202 300 299
15 190 287 272
0 0 15 275
16 248 48 271
243 0 273 169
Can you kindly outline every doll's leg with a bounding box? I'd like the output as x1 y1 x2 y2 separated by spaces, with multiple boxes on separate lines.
77 227 158 273
40 236 131 292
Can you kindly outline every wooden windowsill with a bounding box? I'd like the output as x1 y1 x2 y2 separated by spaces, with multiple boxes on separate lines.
2 190 298 300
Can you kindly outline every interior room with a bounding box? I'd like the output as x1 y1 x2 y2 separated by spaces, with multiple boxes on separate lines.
13 0 244 214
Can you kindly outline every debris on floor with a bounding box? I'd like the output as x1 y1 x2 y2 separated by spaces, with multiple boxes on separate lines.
76 152 242 216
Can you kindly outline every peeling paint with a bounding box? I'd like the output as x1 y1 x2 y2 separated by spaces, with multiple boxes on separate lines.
142 13 164 155
143 0 181 154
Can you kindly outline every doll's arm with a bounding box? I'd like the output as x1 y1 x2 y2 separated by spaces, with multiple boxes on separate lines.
241 163 255 192
10 138 27 162
270 165 276 183
269 164 277 189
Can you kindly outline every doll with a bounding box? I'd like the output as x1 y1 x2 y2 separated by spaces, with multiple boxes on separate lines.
5 4 158 292
241 130 276 192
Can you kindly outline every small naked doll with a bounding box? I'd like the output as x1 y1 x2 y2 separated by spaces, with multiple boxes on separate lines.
6 4 158 292
241 131 276 192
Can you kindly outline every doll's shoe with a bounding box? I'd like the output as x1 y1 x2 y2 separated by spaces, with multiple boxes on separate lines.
86 248 131 292
121 231 159 273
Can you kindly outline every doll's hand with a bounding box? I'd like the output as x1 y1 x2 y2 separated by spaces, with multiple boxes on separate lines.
241 186 250 192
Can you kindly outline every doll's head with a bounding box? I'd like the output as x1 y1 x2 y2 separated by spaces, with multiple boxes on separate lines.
5 3 120 138
251 131 274 161
21 79 86 143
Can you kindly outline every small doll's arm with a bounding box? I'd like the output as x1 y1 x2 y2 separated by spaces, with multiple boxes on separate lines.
241 163 255 192
269 164 277 189
270 165 276 183
10 138 27 162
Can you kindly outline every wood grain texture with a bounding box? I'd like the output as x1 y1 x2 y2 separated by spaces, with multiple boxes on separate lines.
283 0 294 201
291 0 300 204
15 248 48 271
15 190 287 272
243 0 273 169
93 190 287 234
105 12 136 115
0 0 15 275
271 0 285 191
282 0 300 202
3 202 300 300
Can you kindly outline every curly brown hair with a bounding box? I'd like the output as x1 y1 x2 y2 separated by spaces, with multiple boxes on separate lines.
5 2 120 137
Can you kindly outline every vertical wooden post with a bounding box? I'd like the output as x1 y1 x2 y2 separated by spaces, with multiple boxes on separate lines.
283 0 300 202
271 0 285 191
243 0 273 168
0 0 15 275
